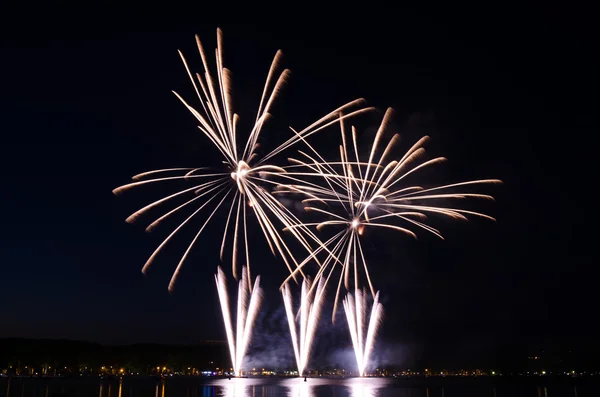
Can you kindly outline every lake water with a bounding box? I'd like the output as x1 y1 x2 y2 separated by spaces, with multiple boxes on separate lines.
0 376 593 397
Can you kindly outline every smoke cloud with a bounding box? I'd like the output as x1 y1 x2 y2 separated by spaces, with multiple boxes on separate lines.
243 297 294 370
243 291 417 372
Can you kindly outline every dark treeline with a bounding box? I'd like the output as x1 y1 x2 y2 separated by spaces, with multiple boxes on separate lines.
417 340 600 374
0 338 230 370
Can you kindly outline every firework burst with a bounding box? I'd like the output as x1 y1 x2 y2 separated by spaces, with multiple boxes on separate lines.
113 29 373 291
276 107 502 319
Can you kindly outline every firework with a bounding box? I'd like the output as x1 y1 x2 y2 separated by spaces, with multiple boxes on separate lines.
343 288 383 377
113 28 373 291
282 277 326 376
276 107 501 319
215 266 262 376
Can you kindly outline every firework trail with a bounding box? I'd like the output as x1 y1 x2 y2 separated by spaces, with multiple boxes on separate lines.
343 288 383 377
215 265 262 376
276 107 501 319
281 277 326 376
113 28 373 291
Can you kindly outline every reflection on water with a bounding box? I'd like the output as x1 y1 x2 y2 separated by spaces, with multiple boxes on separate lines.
221 379 249 397
217 379 277 397
97 379 143 397
286 380 314 397
152 381 166 397
345 378 379 397
285 377 387 397
0 376 594 397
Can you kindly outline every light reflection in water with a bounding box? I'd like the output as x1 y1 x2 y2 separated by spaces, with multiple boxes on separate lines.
286 378 383 397
4 378 572 397
346 379 379 397
221 380 249 396
216 379 277 397
286 381 315 397
202 385 217 397
97 381 131 397
1 378 587 397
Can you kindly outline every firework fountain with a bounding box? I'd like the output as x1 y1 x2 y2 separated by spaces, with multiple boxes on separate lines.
343 289 383 377
113 28 501 380
215 266 263 377
281 277 326 376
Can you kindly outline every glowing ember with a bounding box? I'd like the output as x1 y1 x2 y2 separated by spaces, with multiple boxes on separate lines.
215 265 262 377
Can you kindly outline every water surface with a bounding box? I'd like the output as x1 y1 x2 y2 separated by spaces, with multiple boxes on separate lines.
0 376 592 397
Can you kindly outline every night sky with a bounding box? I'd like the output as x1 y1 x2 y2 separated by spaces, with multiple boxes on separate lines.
1 5 596 364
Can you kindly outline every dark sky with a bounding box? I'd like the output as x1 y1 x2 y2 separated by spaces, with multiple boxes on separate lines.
0 4 596 363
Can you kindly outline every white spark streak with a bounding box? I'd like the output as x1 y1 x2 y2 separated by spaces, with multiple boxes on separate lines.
114 28 373 292
282 277 326 376
277 107 501 319
215 265 262 376
343 289 383 376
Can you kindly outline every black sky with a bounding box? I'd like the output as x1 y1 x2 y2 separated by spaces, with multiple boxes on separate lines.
0 4 597 362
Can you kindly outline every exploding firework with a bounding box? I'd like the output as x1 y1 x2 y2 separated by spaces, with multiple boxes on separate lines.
343 288 383 377
215 266 262 377
281 277 326 376
112 28 373 291
276 107 502 318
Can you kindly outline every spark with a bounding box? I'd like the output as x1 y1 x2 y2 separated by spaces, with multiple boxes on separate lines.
343 288 383 377
113 28 373 291
276 107 501 320
215 265 262 377
281 277 326 376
